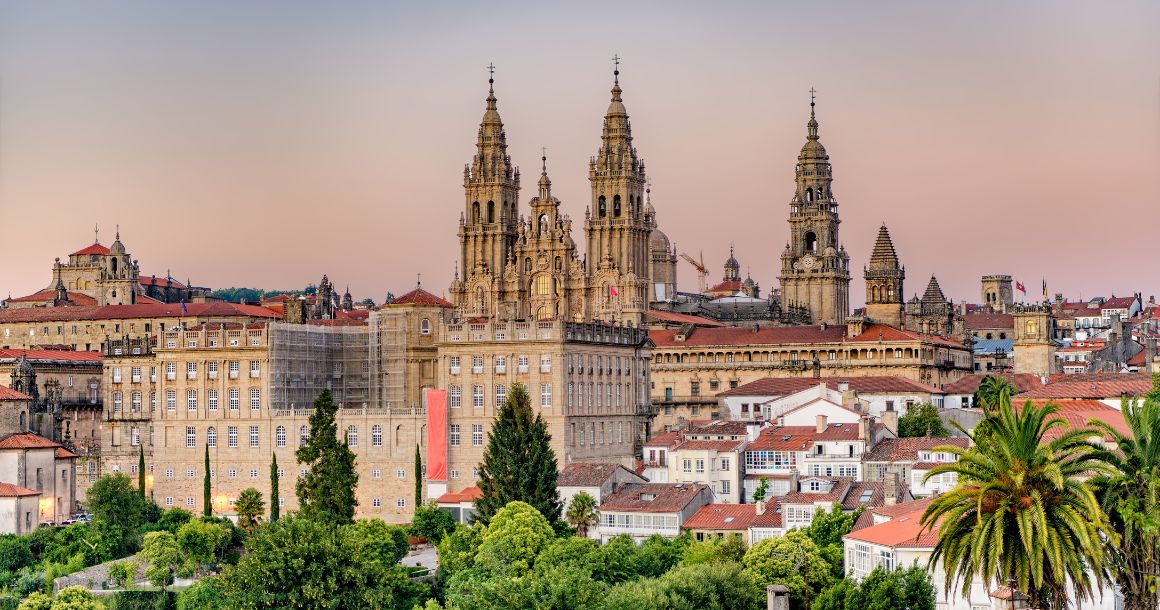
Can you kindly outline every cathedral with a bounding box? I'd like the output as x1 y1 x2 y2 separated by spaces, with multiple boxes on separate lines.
448 67 675 327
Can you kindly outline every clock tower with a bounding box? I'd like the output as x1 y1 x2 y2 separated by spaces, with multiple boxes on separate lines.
778 92 850 325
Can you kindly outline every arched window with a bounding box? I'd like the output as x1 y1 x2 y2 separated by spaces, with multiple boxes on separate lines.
598 195 607 217
613 195 622 217
207 426 217 448
805 232 818 253
420 318 430 335
299 425 309 446
817 186 824 199
276 425 286 447
805 188 814 202
471 201 480 224
372 424 382 447
487 201 495 223
535 275 553 296
395 424 403 446
554 256 561 271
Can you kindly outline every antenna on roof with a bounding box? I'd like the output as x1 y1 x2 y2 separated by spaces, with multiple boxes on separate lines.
94 223 99 244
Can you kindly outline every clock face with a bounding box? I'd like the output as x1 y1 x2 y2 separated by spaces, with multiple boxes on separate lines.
801 255 816 269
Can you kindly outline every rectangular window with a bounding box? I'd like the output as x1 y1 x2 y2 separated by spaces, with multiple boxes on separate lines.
472 385 484 408
449 356 461 374
187 362 197 380
682 459 692 473
472 356 484 374
449 425 460 446
229 361 239 379
494 356 506 373
250 426 260 447
165 362 177 380
721 480 731 495
495 384 506 407
207 362 218 379
185 426 196 448
540 383 552 407
250 361 260 378
229 388 240 411
187 389 197 411
721 458 730 471
449 386 462 408
396 468 406 480
690 381 700 397
518 356 529 373
166 390 176 412
696 459 705 473
540 355 551 372
112 392 123 412
228 426 238 448
250 388 261 410
472 424 483 446
208 389 218 411
112 367 122 383
131 366 142 383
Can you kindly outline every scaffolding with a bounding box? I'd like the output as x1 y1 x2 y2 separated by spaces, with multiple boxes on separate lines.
368 310 409 411
268 322 370 410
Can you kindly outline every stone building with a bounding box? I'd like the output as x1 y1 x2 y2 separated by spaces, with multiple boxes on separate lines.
1012 305 1056 377
981 275 1014 313
904 276 955 337
863 225 904 329
778 96 851 325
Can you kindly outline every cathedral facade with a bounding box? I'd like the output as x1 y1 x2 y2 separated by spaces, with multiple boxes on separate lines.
448 69 673 327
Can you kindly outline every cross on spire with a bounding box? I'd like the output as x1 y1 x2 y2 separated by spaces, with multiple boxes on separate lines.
487 62 495 82
612 53 620 82
94 223 99 244
417 273 422 289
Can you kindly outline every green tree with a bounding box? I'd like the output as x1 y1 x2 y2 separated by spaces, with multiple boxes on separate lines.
752 477 770 502
920 396 1114 609
137 446 146 500
139 531 180 590
475 384 561 523
234 488 265 532
344 518 410 567
0 535 33 571
203 445 212 517
218 516 426 610
414 444 423 509
565 491 599 538
975 375 1017 411
743 531 832 608
897 403 949 438
1087 378 1160 610
476 501 555 573
437 523 484 579
681 536 747 566
107 560 135 588
18 586 106 610
269 453 280 523
86 474 148 533
804 504 861 579
410 501 457 543
602 560 764 610
176 519 229 571
812 565 936 610
176 577 227 610
295 389 359 525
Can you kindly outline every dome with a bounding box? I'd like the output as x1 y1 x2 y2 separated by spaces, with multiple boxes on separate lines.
109 239 126 255
649 229 671 252
799 139 827 159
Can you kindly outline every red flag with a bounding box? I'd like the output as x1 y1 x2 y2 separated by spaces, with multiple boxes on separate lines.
1016 281 1026 295
609 286 618 297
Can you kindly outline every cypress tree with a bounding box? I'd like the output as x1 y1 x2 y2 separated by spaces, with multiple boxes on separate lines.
270 452 280 522
203 444 211 517
414 444 422 508
475 382 561 523
295 389 358 525
138 445 146 499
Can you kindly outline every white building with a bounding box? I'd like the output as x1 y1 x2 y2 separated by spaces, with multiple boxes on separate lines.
557 462 647 539
597 482 712 543
719 376 944 419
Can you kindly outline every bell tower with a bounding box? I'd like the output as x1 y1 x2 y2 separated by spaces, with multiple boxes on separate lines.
864 224 904 328
778 91 850 324
453 66 521 318
585 58 654 325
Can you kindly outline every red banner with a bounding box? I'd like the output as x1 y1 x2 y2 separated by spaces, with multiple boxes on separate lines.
425 389 448 481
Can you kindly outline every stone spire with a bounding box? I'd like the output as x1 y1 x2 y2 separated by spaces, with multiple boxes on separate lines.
470 65 516 183
864 224 904 328
869 224 901 269
922 275 947 303
594 57 640 175
538 149 552 200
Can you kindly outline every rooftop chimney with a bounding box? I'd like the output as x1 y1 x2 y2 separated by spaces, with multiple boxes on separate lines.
756 499 767 516
881 406 898 437
816 414 828 434
884 472 899 506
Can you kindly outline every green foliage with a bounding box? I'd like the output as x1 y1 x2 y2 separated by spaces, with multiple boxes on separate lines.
681 535 747 566
1087 376 1160 610
476 501 554 573
921 396 1114 610
974 375 1017 411
175 577 226 610
564 492 599 538
602 560 763 610
414 445 423 509
87 475 148 534
38 586 106 610
751 477 770 502
138 531 180 589
16 592 52 610
268 454 280 523
742 531 832 607
217 516 426 610
175 519 229 571
208 288 309 304
812 566 936 610
410 502 456 544
344 519 409 567
804 504 861 579
107 590 174 610
436 524 483 579
445 563 607 610
295 389 359 525
153 510 192 535
137 447 146 500
475 384 561 524
897 403 949 438
107 560 136 588
233 488 265 532
0 535 33 571
40 522 121 567
202 446 211 518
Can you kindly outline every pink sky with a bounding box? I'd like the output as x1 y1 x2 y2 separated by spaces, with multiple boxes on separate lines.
2 1 1158 306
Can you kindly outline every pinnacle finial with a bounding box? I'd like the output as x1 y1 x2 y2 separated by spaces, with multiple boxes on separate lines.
541 146 547 174
612 54 620 83
115 224 120 241
94 223 99 244
417 273 422 289
807 87 820 140
487 62 495 92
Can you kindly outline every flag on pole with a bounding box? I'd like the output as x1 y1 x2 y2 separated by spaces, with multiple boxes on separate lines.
1016 281 1026 295
1042 279 1048 299
609 286 618 298
181 300 188 315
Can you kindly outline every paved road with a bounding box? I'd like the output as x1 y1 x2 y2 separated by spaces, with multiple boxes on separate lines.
405 546 438 571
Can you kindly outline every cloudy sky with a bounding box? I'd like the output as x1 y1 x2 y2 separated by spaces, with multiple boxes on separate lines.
2 0 1157 305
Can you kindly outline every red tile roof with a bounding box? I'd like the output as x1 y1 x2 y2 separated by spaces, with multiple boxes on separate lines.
388 288 454 307
70 243 110 256
4 289 98 306
336 310 370 321
0 349 103 363
863 437 969 463
683 503 756 530
870 496 936 520
650 324 847 348
55 447 80 459
307 318 366 327
558 462 638 487
1102 296 1137 310
941 373 1044 395
436 486 482 504
1017 399 1130 442
674 439 747 452
139 276 186 289
751 503 784 529
643 430 683 449
0 432 61 450
0 482 41 498
646 310 726 327
0 386 31 400
0 301 279 323
747 426 821 451
708 280 743 294
1019 374 1153 400
962 312 1014 330
600 483 710 513
845 502 940 548
720 375 941 397
847 325 967 349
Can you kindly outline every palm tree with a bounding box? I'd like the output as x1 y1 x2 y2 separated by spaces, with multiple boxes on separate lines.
565 491 599 538
235 487 266 532
1087 380 1160 610
975 375 1017 411
920 396 1114 609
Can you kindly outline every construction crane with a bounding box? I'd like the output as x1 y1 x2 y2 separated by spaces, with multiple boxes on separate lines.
680 251 709 294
